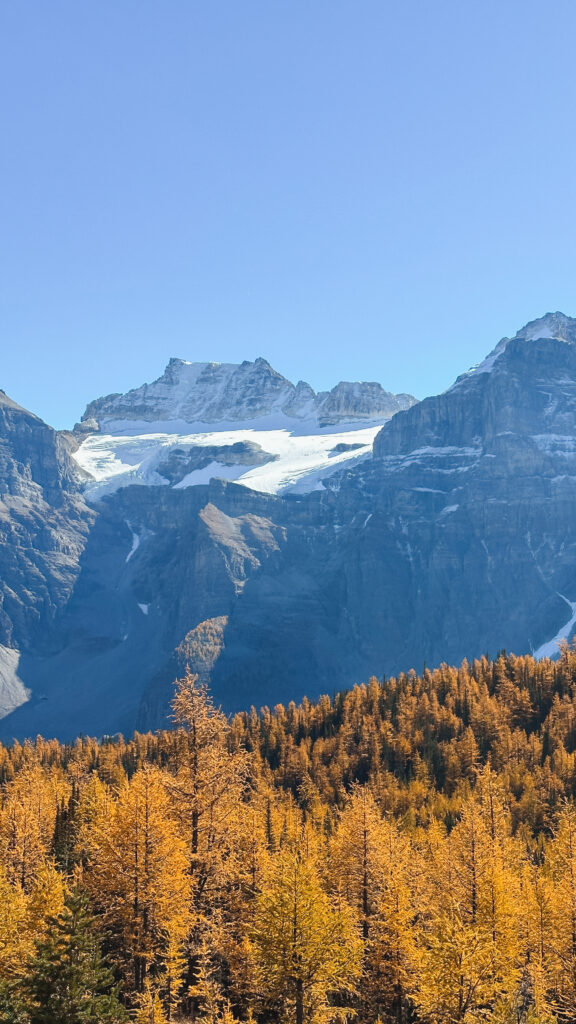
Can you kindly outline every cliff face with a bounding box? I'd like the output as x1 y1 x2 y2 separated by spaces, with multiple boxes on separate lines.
346 313 576 671
0 391 92 650
0 392 93 721
3 314 576 740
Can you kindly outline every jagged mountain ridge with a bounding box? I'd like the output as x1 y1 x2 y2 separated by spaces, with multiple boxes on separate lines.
2 313 576 739
73 358 417 500
81 355 416 429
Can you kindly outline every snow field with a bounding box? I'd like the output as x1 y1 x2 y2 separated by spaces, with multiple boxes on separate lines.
73 421 382 499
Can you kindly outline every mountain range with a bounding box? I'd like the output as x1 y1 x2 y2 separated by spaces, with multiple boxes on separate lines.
1 312 576 739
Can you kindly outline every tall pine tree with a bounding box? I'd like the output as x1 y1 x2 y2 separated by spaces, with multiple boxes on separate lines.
24 888 127 1024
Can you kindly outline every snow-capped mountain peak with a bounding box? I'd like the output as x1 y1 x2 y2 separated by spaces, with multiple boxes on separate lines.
73 357 416 499
453 312 576 385
81 356 415 431
515 311 576 343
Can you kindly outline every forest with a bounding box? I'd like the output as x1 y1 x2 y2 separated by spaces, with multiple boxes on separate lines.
3 645 576 1022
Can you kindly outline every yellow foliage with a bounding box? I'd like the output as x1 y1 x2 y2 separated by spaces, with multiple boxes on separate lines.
252 845 362 1023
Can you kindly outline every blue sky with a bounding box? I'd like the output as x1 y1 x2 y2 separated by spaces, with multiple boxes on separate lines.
2 0 576 428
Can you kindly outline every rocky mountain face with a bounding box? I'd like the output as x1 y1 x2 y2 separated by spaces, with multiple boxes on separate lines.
335 312 576 675
0 392 93 719
2 313 576 740
81 356 416 429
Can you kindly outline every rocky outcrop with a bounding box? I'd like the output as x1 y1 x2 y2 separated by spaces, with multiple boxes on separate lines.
316 381 415 426
156 441 277 486
0 390 85 503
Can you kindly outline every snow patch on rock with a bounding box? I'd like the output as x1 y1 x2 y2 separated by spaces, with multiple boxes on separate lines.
74 424 379 498
0 646 30 719
533 594 576 659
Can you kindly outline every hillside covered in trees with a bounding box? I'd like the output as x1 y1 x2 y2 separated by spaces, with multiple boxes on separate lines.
4 647 576 1022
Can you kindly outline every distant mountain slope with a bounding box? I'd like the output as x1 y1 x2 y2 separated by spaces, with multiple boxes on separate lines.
3 314 576 740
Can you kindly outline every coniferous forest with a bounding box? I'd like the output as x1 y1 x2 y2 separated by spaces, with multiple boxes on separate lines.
5 649 576 1022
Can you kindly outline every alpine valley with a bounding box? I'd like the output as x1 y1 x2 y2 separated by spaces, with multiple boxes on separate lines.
2 311 576 739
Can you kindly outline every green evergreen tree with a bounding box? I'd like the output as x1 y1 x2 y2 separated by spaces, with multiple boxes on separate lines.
24 888 127 1024
0 981 29 1024
51 784 80 872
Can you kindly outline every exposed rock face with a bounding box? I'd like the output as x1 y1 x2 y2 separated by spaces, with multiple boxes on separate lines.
0 392 92 716
81 356 417 428
317 381 415 426
156 441 277 486
374 312 576 456
3 312 576 740
0 390 85 503
349 311 576 669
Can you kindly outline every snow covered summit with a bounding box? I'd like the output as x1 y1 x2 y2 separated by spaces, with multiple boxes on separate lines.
454 312 576 383
73 357 416 499
81 356 416 431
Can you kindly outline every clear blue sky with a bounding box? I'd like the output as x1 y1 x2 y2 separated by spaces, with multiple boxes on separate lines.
2 0 576 428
